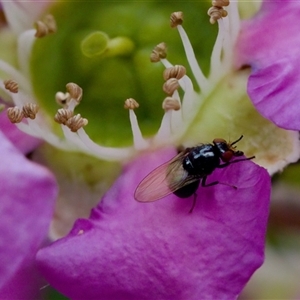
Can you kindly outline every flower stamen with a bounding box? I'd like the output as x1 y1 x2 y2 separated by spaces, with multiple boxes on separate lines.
155 96 181 144
150 42 167 63
66 82 83 103
54 108 74 125
208 0 240 79
207 6 228 24
170 12 208 92
163 78 180 95
124 98 139 110
55 92 71 107
65 114 88 132
22 103 39 119
170 11 184 28
4 79 18 93
212 0 229 6
162 97 180 111
124 98 148 150
42 15 57 34
163 65 186 81
34 14 57 38
7 106 24 123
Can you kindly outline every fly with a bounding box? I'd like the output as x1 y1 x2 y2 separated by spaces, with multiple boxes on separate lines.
134 135 254 211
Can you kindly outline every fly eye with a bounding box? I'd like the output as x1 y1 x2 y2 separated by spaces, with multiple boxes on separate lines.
221 150 233 162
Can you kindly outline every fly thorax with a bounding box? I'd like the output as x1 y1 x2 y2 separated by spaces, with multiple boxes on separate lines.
182 156 196 174
183 145 220 176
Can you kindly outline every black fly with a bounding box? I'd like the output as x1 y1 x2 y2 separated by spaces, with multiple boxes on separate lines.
134 135 254 211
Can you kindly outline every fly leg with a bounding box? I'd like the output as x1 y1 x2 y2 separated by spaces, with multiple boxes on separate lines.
189 176 219 213
189 193 197 214
218 156 255 168
201 175 237 190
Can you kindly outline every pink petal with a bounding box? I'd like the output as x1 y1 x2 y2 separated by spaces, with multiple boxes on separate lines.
234 1 300 130
0 131 57 299
37 147 271 299
0 110 41 154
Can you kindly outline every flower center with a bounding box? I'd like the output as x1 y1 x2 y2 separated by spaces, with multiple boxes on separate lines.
3 1 239 162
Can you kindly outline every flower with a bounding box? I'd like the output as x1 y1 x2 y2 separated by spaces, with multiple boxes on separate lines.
36 147 271 300
0 0 297 298
0 131 57 299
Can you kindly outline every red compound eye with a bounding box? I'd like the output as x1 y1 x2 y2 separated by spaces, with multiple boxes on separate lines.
221 150 233 162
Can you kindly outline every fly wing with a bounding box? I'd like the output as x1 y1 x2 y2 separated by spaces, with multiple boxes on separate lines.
134 151 199 202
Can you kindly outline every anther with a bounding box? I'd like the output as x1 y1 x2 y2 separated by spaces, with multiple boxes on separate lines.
7 107 24 123
34 21 49 38
54 108 74 125
170 12 184 28
163 65 186 81
4 79 18 93
212 0 229 7
150 42 167 62
162 97 181 111
163 78 180 95
124 98 139 110
34 14 57 38
55 92 71 107
22 103 39 119
65 114 88 132
66 82 83 103
208 6 228 24
42 15 57 34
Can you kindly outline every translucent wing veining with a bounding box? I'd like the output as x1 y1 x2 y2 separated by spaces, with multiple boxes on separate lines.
134 151 200 202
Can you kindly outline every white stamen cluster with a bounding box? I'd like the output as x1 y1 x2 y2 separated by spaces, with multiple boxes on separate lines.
2 1 240 162
54 82 84 131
